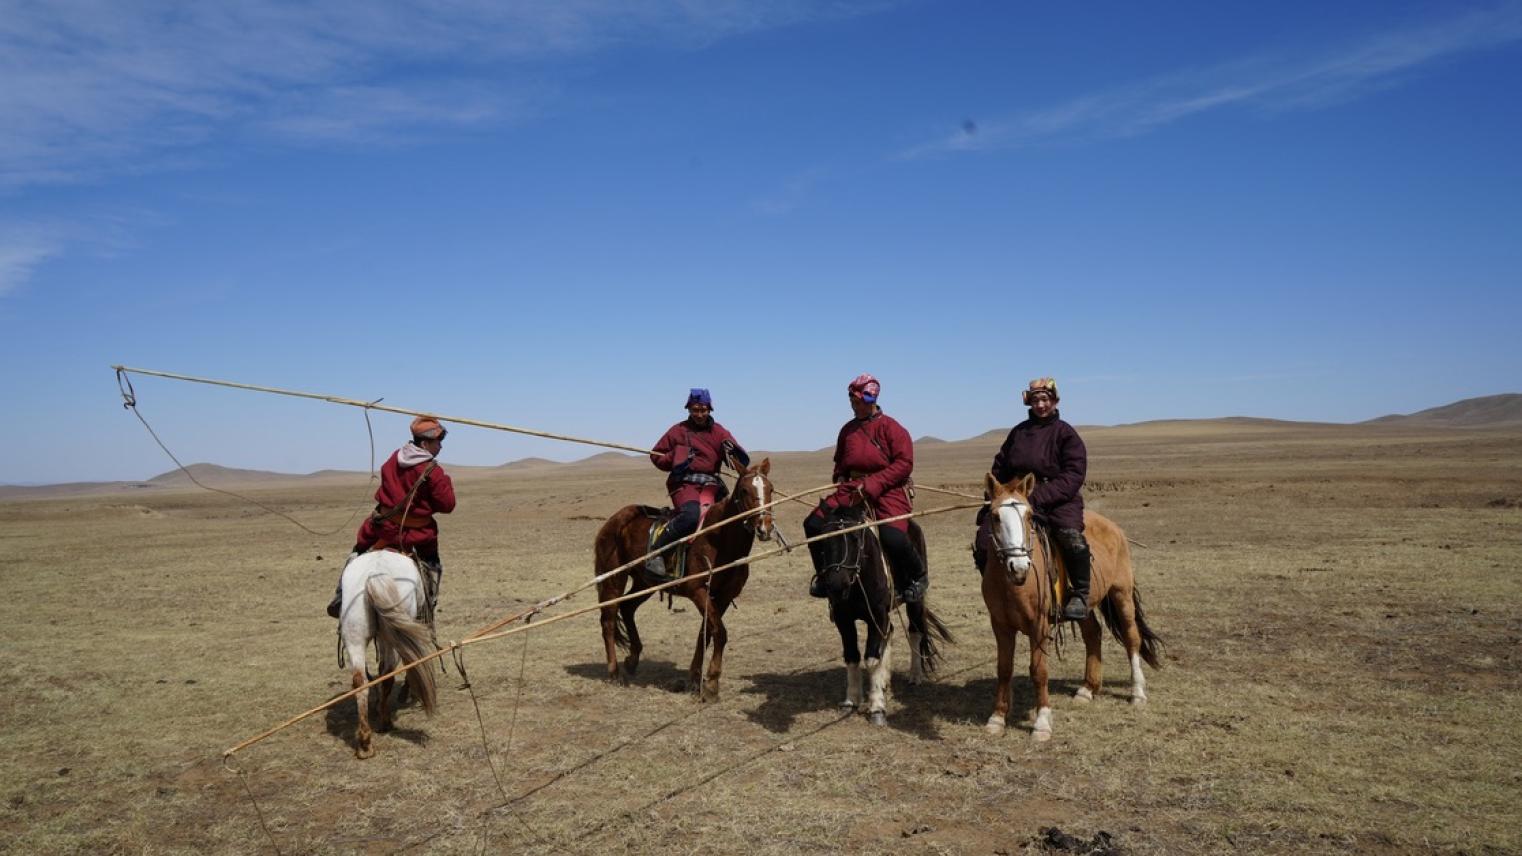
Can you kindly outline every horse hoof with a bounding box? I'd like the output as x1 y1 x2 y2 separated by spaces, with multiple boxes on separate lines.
1073 687 1094 704
701 683 720 703
355 745 375 760
869 710 887 727
985 717 1006 737
1031 728 1052 742
1131 693 1148 706
839 701 857 714
623 657 640 675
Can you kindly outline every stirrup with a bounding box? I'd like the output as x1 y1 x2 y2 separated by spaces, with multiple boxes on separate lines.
899 576 928 604
644 555 672 582
1061 595 1089 620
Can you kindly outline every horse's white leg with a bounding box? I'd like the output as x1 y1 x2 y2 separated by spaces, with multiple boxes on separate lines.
352 669 374 759
1030 635 1052 742
866 639 892 726
1032 705 1053 742
907 630 925 685
1130 651 1149 705
1075 612 1103 703
842 662 862 711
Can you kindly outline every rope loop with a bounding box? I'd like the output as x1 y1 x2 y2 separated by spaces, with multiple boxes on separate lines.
116 367 136 409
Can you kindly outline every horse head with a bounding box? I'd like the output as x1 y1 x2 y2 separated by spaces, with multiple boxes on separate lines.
733 458 776 542
985 472 1036 584
813 503 868 598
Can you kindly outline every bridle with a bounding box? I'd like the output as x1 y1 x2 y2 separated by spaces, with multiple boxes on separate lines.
731 472 775 540
991 495 1034 564
815 515 866 589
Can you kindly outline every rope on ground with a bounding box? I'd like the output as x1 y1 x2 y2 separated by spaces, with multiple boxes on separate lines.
223 756 284 856
221 500 984 759
116 367 379 537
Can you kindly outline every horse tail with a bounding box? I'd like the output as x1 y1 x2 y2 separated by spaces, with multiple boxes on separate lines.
911 603 956 673
1099 584 1164 670
365 575 439 714
593 516 632 651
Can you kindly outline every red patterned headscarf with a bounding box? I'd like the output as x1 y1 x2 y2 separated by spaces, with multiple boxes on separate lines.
848 373 880 404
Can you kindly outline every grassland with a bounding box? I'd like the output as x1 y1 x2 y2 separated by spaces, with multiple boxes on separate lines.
3 419 1519 854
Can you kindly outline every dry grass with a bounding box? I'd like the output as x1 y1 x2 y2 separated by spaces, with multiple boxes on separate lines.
4 421 1520 854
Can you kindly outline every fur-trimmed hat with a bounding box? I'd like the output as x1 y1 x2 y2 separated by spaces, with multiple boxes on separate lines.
1021 377 1059 405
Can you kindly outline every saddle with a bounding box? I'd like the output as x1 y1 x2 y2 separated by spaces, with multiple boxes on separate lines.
639 505 690 582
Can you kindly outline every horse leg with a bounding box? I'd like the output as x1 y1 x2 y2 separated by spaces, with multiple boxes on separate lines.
864 617 892 726
620 597 645 676
699 597 731 703
687 585 716 696
597 575 633 684
1030 632 1053 742
1111 584 1149 705
986 621 1017 736
905 603 926 686
1074 611 1103 703
835 613 862 713
352 669 374 759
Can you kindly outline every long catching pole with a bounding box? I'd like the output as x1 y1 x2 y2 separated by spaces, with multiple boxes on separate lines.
113 365 651 455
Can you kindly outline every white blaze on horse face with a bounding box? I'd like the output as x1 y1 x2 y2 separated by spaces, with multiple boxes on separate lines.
751 475 772 538
995 501 1031 574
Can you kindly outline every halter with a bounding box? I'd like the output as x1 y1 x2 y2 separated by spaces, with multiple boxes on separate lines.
815 513 867 589
992 496 1034 563
730 471 775 538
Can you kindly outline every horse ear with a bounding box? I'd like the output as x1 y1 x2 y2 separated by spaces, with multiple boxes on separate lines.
984 472 999 497
1018 473 1036 495
758 457 770 474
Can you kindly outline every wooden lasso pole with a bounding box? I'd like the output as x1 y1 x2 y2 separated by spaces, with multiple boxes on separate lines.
222 500 985 758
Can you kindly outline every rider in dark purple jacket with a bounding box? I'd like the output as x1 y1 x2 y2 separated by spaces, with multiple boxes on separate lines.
975 378 1092 620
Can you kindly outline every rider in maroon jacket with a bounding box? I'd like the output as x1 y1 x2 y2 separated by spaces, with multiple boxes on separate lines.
804 373 927 603
974 378 1092 620
645 388 749 581
326 416 456 618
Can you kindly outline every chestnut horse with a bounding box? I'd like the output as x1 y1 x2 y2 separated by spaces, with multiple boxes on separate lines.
337 550 438 758
981 473 1161 740
594 459 775 701
812 503 953 725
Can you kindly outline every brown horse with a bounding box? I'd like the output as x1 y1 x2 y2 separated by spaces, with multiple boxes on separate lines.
981 472 1162 740
594 459 775 701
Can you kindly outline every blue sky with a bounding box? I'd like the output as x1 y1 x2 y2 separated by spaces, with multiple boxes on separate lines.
4 1 1520 484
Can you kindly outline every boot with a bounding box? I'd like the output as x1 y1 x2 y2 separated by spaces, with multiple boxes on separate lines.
327 551 360 619
899 574 929 604
644 550 673 582
1060 534 1091 621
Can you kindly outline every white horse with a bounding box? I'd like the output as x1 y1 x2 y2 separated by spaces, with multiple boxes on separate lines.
338 550 438 758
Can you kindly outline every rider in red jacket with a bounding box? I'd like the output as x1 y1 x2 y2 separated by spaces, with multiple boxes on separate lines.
645 388 749 581
804 373 927 602
326 416 456 618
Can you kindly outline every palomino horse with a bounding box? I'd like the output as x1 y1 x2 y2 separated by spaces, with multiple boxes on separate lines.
337 550 438 758
812 504 953 725
594 459 775 701
981 473 1161 740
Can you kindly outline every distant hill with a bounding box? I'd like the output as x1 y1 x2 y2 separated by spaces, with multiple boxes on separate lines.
148 463 318 486
1364 394 1522 428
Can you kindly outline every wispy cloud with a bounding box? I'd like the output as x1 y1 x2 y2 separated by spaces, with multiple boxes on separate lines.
901 6 1522 159
0 226 64 296
0 0 896 187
